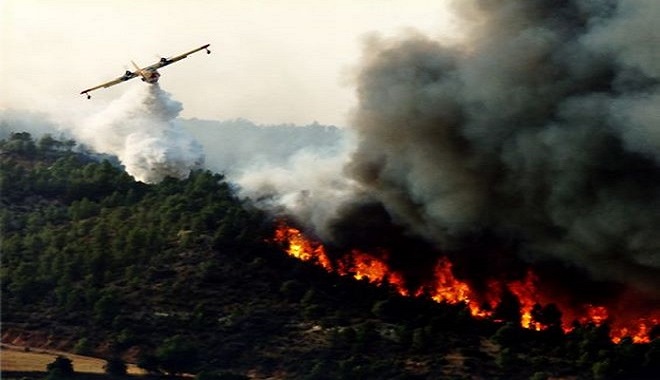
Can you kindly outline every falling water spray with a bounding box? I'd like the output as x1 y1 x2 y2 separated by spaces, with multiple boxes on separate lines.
77 84 204 183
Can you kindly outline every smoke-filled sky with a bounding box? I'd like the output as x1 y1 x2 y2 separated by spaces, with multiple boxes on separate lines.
3 0 660 308
241 0 660 304
0 0 459 126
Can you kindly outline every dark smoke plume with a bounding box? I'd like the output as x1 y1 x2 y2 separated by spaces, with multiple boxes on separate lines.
335 0 660 298
239 0 660 304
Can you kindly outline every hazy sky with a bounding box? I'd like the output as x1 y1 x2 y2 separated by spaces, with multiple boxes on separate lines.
1 0 460 126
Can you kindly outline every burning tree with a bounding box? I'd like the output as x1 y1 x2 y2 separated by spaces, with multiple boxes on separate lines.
272 221 659 344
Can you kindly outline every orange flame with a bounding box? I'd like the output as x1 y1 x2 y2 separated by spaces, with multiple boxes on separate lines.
559 305 658 344
338 250 409 295
610 319 657 344
508 271 542 331
272 222 658 343
426 258 490 317
273 223 332 271
273 223 407 294
582 305 609 326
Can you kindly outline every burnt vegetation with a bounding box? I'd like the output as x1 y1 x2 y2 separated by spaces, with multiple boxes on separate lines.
1 132 659 380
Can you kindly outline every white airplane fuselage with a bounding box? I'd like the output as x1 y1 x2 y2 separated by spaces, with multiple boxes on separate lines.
132 61 161 83
80 44 210 99
140 69 161 83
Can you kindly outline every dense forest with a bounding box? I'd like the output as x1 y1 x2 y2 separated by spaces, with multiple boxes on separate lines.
1 132 659 380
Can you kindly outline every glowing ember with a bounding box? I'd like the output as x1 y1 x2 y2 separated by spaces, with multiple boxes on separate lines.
627 319 656 344
583 305 609 325
610 318 657 344
272 222 659 343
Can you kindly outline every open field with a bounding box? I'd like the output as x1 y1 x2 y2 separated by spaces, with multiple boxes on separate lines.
0 344 145 375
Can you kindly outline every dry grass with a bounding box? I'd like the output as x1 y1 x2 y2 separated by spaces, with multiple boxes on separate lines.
0 344 145 375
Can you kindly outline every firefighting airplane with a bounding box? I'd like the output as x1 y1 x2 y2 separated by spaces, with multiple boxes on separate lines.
80 44 211 99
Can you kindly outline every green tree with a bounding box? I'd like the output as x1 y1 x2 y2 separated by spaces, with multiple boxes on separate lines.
104 356 127 376
156 335 200 375
279 279 306 302
46 356 74 377
492 322 521 348
4 132 37 156
137 352 161 374
529 371 550 380
411 327 430 352
592 359 612 380
73 337 92 355
493 289 521 324
578 323 613 362
495 347 521 370
93 293 119 324
196 371 249 380
531 303 562 329
644 339 660 371
38 134 62 153
355 321 380 351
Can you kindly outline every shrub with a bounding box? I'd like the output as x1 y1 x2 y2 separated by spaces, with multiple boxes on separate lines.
104 356 127 376
196 371 249 380
73 337 92 355
156 335 200 375
491 322 521 348
280 279 306 302
529 371 550 380
592 360 612 380
46 356 74 378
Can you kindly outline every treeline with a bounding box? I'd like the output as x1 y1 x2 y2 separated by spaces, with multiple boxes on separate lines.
1 132 265 378
2 132 262 308
1 132 659 380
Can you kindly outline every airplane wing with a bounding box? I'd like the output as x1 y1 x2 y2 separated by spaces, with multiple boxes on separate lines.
143 44 211 71
80 44 209 98
80 71 138 98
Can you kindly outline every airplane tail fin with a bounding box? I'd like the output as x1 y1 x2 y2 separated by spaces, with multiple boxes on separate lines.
131 61 148 81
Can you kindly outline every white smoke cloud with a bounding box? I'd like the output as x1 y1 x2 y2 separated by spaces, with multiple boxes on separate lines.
76 84 204 183
234 137 359 241
0 109 64 140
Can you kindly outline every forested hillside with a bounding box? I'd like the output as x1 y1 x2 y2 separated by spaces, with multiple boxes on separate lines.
1 132 658 380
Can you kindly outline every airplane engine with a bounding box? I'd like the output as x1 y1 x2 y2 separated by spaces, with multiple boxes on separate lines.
80 43 209 98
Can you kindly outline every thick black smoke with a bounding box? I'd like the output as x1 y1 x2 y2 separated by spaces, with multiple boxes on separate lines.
329 0 660 299
240 0 660 302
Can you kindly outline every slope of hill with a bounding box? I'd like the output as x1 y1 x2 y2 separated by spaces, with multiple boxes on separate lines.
1 132 658 380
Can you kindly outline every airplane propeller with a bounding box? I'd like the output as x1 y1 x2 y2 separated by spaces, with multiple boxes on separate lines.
80 44 210 99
